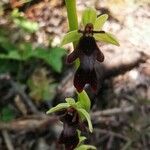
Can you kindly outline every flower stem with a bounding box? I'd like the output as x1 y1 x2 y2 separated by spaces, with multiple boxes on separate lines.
65 0 79 67
65 0 78 33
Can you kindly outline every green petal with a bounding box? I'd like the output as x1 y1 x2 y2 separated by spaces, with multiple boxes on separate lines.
61 30 81 46
94 32 120 46
77 108 93 133
81 8 97 26
94 14 108 30
65 98 76 107
77 90 91 112
75 145 96 150
77 130 87 145
46 103 69 114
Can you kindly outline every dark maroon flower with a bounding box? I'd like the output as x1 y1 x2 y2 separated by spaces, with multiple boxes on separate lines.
67 23 105 93
58 107 80 150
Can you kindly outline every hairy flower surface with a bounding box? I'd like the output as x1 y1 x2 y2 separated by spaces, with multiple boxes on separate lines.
67 23 104 92
59 107 80 150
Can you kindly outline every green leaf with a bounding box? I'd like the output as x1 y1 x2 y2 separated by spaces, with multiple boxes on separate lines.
94 32 120 46
0 51 22 60
0 44 66 72
65 98 76 107
61 30 81 46
33 47 66 72
0 60 19 73
77 108 93 132
94 14 108 30
77 130 87 146
77 90 91 112
47 47 66 72
0 106 15 122
14 18 39 33
75 145 96 150
46 103 70 114
12 9 39 33
82 8 97 26
79 136 86 144
0 35 17 52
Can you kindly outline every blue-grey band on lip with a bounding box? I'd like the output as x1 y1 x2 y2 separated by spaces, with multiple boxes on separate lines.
78 30 105 34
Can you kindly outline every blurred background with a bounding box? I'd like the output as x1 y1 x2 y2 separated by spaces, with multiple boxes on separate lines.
0 0 150 149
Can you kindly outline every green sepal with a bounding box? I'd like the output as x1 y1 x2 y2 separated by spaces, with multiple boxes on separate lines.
94 14 108 30
77 130 86 144
65 98 76 107
81 8 97 26
75 145 96 150
77 90 91 112
76 130 96 150
94 32 120 46
61 30 81 46
77 108 93 133
46 103 70 114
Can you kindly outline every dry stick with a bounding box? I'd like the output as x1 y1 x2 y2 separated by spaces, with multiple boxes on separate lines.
94 128 129 141
92 105 134 117
0 116 58 131
107 135 114 150
10 80 39 114
2 130 14 150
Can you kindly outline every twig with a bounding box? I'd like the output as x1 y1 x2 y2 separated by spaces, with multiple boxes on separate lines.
2 130 14 150
92 105 134 117
107 135 114 150
94 128 129 141
10 80 39 114
0 115 58 131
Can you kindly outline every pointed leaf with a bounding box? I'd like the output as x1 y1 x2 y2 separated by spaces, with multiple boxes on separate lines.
61 30 81 46
77 108 93 132
77 90 91 112
94 32 120 46
94 14 108 30
65 98 76 107
0 51 22 60
77 130 87 145
46 103 69 114
82 8 97 26
33 47 66 72
79 136 87 144
75 145 96 150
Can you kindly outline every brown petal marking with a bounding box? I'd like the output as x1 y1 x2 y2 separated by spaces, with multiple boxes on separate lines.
89 69 97 91
74 67 97 93
74 67 87 93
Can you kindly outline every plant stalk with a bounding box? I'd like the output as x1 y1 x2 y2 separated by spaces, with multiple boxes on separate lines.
65 0 79 67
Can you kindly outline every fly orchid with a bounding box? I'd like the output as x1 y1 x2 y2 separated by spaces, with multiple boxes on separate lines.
61 8 119 93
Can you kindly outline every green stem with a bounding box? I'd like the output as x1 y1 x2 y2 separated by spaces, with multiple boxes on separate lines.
65 0 78 32
65 0 79 67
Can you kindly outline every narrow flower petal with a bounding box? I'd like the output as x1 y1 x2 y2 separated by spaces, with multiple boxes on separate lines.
67 46 81 64
94 32 120 46
61 30 81 46
94 14 108 30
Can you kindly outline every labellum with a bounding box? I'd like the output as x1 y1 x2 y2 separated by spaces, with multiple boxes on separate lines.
58 107 80 150
67 23 105 93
